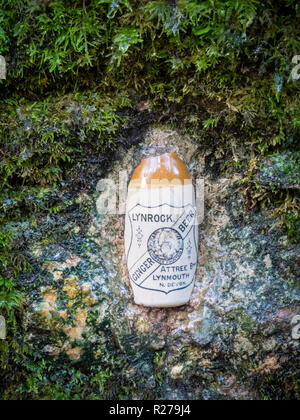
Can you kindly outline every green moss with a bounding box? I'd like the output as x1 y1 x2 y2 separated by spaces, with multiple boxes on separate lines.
0 92 129 189
257 370 300 401
0 0 299 400
0 0 298 100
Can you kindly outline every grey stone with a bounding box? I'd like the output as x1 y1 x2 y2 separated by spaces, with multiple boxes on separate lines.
21 128 300 399
0 56 6 80
0 316 6 340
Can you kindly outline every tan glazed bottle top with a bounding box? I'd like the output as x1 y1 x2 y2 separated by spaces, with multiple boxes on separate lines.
129 152 191 189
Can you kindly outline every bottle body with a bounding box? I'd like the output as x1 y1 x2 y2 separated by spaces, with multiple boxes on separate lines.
125 152 198 308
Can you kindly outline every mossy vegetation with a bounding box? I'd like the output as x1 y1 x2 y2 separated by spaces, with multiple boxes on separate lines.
0 0 299 399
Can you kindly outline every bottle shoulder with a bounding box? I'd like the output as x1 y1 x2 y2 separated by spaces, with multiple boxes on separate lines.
129 152 191 189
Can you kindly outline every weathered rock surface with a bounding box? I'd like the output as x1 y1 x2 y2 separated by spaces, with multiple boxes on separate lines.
0 316 6 340
21 129 299 400
258 151 300 190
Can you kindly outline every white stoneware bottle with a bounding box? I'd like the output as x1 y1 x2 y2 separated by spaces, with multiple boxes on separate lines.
125 152 198 307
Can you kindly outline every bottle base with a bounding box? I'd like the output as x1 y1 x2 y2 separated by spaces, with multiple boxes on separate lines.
134 299 189 308
132 286 194 308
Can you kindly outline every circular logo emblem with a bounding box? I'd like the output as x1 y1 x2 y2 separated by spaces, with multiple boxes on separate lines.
147 228 184 265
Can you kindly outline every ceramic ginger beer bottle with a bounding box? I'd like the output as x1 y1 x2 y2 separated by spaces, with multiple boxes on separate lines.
125 152 198 307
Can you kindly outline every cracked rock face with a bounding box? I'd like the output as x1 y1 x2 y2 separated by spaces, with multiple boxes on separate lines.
23 128 299 400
